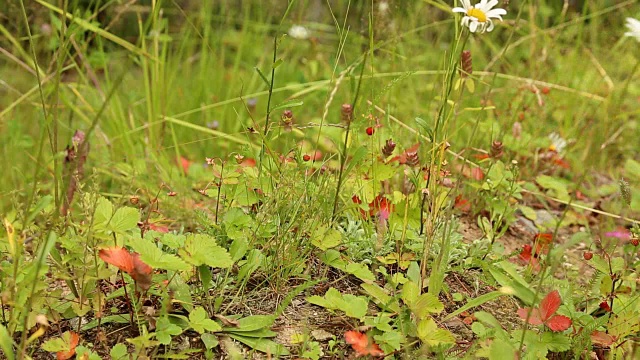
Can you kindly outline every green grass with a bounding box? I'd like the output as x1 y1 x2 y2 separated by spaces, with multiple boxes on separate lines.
0 0 640 359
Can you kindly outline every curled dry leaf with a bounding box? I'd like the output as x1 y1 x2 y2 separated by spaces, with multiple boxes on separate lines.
344 330 385 357
99 247 153 290
56 331 79 360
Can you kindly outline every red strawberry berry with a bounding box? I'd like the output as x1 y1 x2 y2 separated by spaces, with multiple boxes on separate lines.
366 127 375 136
302 154 311 162
631 238 639 246
583 251 593 260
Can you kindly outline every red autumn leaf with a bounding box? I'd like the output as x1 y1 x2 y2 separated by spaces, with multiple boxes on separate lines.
517 244 540 271
590 330 616 346
99 247 153 290
178 156 191 175
369 195 393 220
453 194 471 212
344 331 385 357
239 158 256 167
533 233 553 255
599 301 611 312
517 290 572 332
473 153 490 160
56 331 79 360
553 157 571 169
148 223 169 233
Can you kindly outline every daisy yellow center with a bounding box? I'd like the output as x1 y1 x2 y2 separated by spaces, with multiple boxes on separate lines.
467 8 487 22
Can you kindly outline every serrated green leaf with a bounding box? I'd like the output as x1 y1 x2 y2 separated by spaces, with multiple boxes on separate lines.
536 175 570 202
109 343 128 360
229 237 249 261
179 234 233 268
311 225 341 250
156 316 183 344
489 338 516 360
201 333 219 349
416 318 455 346
109 207 140 233
189 307 222 334
542 332 571 352
374 330 405 350
41 331 75 352
402 281 420 306
411 293 444 319
130 238 190 271
361 283 401 313
93 196 113 228
160 233 185 249
341 294 368 319
0 325 14 360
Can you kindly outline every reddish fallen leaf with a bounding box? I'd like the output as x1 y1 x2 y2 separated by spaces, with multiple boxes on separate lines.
533 233 553 255
599 301 611 312
473 153 491 160
179 156 191 175
471 167 484 181
517 290 572 332
591 330 616 346
453 194 471 212
99 247 153 290
148 223 169 233
553 157 571 169
517 244 540 271
344 331 385 357
239 158 257 167
369 195 393 220
56 331 79 360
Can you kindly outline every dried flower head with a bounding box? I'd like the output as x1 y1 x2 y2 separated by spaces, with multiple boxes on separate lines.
341 104 354 123
382 139 396 157
460 50 473 78
491 140 504 158
405 150 419 167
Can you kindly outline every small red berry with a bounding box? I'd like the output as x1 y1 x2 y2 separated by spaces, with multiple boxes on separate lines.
631 238 639 246
518 112 525 121
541 87 550 95
302 154 311 162
366 127 375 136
583 251 593 260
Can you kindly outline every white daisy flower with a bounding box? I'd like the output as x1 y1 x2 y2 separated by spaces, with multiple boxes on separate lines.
452 0 507 34
624 17 640 42
548 132 567 153
288 25 310 40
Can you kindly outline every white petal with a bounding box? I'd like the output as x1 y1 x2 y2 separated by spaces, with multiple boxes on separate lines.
460 0 472 9
470 21 478 33
486 20 495 32
486 8 507 17
452 7 467 13
486 0 499 9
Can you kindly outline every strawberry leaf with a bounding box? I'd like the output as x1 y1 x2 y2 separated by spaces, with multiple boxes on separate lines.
189 307 222 334
539 290 562 320
546 315 572 332
179 234 233 269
